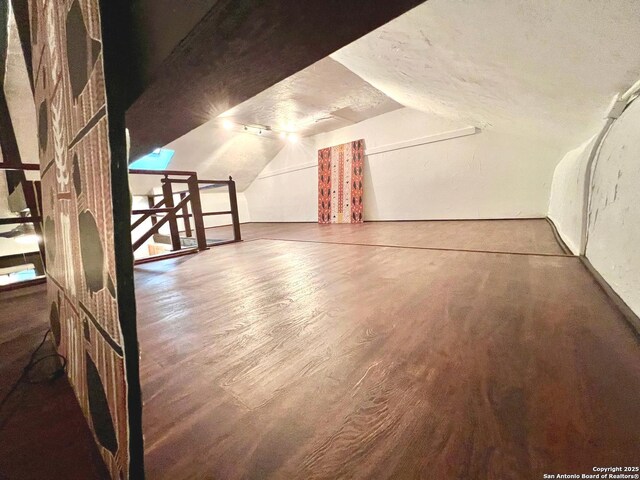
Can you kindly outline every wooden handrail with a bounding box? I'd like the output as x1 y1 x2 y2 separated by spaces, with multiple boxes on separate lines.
0 162 40 171
131 208 175 215
160 178 232 185
128 168 197 176
202 211 232 216
134 211 233 219
198 179 234 185
0 216 42 225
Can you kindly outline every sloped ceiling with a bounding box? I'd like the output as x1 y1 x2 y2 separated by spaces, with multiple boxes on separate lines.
125 0 427 160
331 0 640 148
4 7 38 165
224 58 402 137
129 58 401 194
131 0 219 87
132 0 640 195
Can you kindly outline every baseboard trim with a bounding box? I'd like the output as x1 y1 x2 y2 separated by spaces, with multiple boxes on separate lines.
545 217 573 255
246 218 546 224
366 217 546 222
579 256 640 338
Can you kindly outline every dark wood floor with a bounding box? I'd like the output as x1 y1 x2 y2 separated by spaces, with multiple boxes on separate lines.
1 220 638 479
135 221 639 479
0 285 109 480
208 219 568 256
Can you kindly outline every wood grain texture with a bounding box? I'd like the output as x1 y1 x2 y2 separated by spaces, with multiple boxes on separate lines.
135 221 639 479
0 285 109 480
206 219 568 256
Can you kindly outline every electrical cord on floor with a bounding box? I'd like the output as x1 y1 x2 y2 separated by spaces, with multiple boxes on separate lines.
0 328 67 431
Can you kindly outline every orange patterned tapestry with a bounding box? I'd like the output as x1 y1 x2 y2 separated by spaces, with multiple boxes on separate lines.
318 139 364 223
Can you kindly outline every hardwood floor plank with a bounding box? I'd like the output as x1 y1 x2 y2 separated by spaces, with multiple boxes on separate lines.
205 219 568 256
0 286 109 480
1 221 636 479
135 232 639 479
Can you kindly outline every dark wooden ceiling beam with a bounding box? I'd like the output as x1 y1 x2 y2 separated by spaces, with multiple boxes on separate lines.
126 0 427 159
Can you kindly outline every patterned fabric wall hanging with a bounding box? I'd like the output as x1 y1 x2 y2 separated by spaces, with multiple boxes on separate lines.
27 1 142 478
318 139 365 223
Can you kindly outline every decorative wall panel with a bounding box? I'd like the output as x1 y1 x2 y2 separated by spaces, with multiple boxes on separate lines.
318 139 365 223
27 0 142 478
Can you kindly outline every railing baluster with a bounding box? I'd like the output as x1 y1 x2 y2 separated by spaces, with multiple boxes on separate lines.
180 192 192 237
228 176 241 242
147 195 157 227
162 178 182 252
187 174 209 251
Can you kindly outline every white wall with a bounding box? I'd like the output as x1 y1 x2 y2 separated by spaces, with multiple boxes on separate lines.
131 195 155 259
585 100 640 315
244 140 318 222
245 108 564 222
547 136 597 254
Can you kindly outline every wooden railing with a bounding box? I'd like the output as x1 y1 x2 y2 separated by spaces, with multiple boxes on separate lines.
0 162 45 259
0 162 47 290
129 169 241 264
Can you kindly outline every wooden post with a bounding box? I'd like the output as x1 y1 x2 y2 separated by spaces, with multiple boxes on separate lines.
180 192 192 237
228 176 241 242
187 175 208 251
147 195 157 227
162 177 181 251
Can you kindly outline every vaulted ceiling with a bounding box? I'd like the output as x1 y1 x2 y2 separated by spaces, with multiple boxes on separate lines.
5 1 640 197
3 6 38 166
125 0 428 160
135 0 640 195
131 58 401 193
129 57 401 194
331 0 640 148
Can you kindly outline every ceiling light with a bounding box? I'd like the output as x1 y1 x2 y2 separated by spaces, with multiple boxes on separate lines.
279 132 287 139
288 133 299 143
222 120 234 130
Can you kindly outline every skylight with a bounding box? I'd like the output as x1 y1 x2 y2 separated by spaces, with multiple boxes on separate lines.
129 148 175 170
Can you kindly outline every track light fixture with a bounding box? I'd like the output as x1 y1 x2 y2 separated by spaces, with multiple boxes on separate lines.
219 119 299 142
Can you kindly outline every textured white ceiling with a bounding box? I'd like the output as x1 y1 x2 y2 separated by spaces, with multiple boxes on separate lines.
131 57 402 193
4 7 39 165
130 124 285 195
331 0 640 148
154 0 640 195
223 57 401 137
